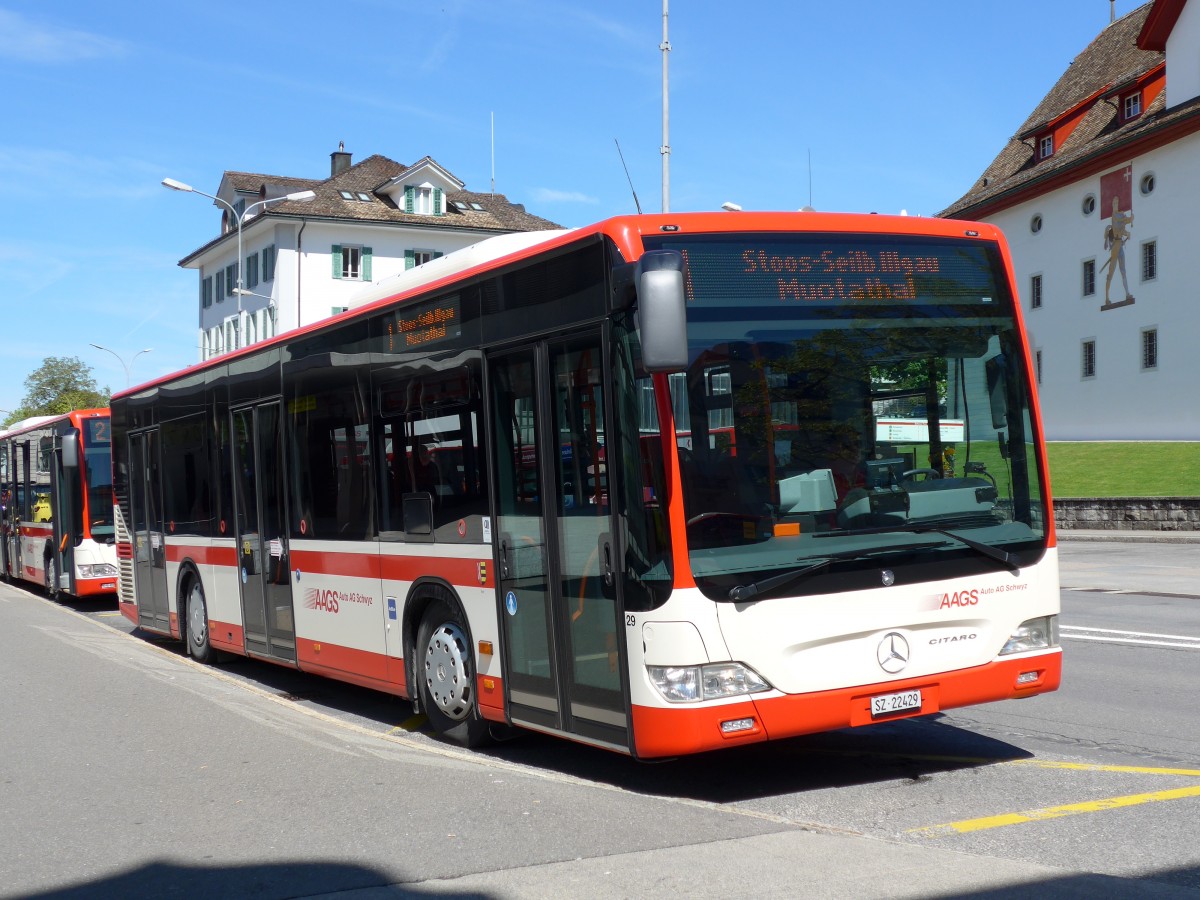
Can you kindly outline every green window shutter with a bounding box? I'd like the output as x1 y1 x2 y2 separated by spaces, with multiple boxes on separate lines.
404 249 415 270
433 187 443 216
404 186 414 214
362 247 373 281
332 244 343 279
433 251 443 259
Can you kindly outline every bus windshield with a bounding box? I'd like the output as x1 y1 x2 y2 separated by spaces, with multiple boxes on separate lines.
83 421 115 538
646 232 1047 599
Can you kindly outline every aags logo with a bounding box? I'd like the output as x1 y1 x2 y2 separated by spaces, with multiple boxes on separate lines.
938 589 979 609
304 588 340 614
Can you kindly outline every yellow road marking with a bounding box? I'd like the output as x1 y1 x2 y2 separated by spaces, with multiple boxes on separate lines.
1009 759 1200 778
912 784 1200 836
389 715 429 734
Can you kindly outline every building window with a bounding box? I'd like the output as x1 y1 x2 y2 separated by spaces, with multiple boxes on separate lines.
331 306 350 316
1142 329 1158 370
1082 259 1095 297
1035 349 1043 384
1082 339 1096 378
1123 92 1142 119
1030 214 1043 234
201 276 213 309
246 313 258 346
264 305 277 340
1141 240 1157 281
1082 194 1096 216
1038 135 1053 159
245 253 259 290
225 264 236 296
263 245 277 282
215 270 225 303
1140 172 1156 195
1030 273 1043 309
332 245 371 281
405 249 443 270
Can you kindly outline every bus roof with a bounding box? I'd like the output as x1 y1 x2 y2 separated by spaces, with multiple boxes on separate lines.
114 211 1003 402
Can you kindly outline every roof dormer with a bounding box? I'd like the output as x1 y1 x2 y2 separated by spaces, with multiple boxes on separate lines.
378 157 465 217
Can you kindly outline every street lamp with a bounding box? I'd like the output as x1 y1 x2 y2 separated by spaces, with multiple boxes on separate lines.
161 178 315 310
90 344 152 388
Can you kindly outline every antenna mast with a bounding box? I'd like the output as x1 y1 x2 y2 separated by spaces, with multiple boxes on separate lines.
491 111 495 194
660 0 671 213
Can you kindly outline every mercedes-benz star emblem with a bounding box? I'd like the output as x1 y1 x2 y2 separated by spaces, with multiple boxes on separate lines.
877 632 910 674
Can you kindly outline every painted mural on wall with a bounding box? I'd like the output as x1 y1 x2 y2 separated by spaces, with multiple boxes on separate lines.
1100 165 1134 309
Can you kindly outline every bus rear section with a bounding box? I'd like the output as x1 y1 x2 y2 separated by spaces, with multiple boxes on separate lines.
623 218 1060 757
1 410 118 600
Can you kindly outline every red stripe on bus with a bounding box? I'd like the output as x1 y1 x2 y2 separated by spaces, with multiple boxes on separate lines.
209 620 245 654
630 652 1063 759
165 543 238 567
286 548 492 588
380 554 491 587
296 638 399 691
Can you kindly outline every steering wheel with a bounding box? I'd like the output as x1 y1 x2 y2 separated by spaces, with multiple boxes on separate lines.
901 468 942 481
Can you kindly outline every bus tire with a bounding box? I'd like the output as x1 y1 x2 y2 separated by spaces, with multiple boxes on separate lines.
44 552 59 601
184 577 216 664
416 598 489 748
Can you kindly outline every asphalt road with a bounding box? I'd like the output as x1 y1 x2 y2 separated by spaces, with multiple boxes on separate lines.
1 538 1198 899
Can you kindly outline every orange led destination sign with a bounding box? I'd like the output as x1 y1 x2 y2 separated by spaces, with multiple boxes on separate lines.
387 295 462 351
742 247 941 302
678 244 960 305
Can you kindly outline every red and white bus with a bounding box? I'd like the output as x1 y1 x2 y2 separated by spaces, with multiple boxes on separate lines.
1 409 119 599
111 212 1060 758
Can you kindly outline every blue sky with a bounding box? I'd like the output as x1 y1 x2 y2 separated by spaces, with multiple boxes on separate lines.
0 0 1144 416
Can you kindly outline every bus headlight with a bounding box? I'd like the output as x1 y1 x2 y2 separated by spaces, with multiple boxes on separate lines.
78 563 118 578
999 616 1059 655
648 663 772 703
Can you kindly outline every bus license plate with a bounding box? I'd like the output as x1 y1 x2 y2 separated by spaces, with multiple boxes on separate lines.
871 689 922 718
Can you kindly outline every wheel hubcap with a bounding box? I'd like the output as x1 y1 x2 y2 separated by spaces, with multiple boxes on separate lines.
188 586 207 647
424 622 472 721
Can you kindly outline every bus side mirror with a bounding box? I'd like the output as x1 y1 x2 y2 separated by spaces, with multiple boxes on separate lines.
61 428 80 471
636 250 688 373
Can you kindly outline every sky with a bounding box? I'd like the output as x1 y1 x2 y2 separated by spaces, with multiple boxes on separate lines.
0 0 1147 417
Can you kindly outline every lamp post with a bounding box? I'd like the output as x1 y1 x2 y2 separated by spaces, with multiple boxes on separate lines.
90 344 152 388
161 178 315 311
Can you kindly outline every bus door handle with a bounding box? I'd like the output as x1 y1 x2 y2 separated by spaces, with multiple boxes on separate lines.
499 537 511 580
599 533 614 587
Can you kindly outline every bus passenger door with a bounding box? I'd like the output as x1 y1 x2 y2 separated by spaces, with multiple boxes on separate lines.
489 331 629 751
231 402 295 662
128 431 170 631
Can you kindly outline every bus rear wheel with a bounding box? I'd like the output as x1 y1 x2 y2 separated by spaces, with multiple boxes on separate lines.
416 598 489 748
44 554 59 601
185 578 215 664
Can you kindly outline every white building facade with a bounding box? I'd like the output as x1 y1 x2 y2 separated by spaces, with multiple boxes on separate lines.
177 149 560 361
941 0 1200 440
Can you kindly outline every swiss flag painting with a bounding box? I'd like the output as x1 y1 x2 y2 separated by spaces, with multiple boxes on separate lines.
1100 165 1133 219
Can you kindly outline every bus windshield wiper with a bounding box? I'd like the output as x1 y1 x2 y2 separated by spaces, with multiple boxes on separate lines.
820 522 1020 572
727 558 832 602
726 541 951 602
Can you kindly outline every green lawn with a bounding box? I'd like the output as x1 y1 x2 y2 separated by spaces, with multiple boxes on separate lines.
1046 442 1200 498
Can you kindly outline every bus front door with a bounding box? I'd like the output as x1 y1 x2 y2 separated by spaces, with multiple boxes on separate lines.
128 430 170 630
489 331 629 752
231 402 295 662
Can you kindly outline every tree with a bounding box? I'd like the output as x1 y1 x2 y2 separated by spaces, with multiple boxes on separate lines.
4 357 110 426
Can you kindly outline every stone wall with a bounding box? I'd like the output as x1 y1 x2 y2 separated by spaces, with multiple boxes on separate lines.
1053 497 1200 531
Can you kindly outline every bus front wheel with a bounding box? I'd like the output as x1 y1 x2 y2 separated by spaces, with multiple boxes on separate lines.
416 599 489 748
185 578 215 664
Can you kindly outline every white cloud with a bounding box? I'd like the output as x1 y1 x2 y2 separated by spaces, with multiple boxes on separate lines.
531 188 600 205
0 9 127 63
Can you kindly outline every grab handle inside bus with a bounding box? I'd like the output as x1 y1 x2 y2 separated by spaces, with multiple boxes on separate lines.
635 250 688 373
